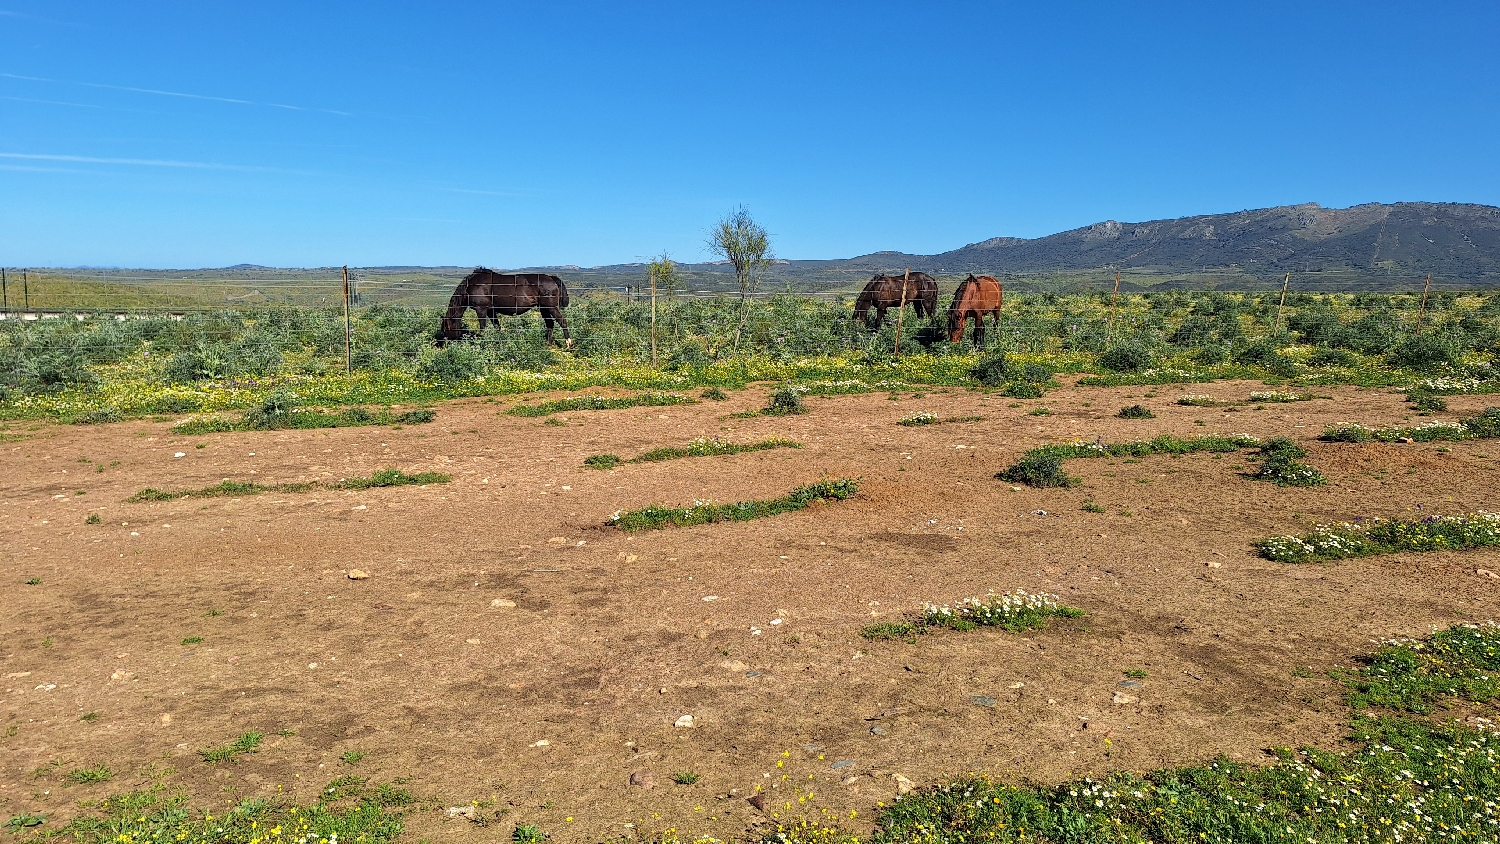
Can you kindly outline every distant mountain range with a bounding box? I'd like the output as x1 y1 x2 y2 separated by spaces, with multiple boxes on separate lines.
560 201 1500 291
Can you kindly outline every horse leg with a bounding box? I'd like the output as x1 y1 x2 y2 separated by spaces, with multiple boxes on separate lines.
546 305 571 347
972 312 986 346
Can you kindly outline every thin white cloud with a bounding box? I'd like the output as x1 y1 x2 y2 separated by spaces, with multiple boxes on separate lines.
435 186 536 198
0 72 351 116
0 163 87 173
1 94 102 108
0 152 304 174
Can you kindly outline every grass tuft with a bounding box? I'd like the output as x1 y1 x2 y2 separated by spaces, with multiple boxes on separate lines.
862 590 1083 641
507 392 693 417
65 765 113 785
587 436 800 469
609 478 858 531
198 730 264 764
1257 511 1500 563
1116 404 1155 418
129 470 450 501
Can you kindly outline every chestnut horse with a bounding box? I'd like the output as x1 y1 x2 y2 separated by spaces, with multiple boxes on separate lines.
852 272 938 329
947 274 1004 343
434 268 571 346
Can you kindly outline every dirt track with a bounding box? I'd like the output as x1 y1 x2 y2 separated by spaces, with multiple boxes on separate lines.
4 380 1500 841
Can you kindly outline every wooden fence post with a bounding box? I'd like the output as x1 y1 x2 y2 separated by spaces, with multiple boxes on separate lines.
1106 270 1121 341
649 267 658 367
342 266 351 374
893 267 910 357
1276 272 1291 332
1417 273 1432 332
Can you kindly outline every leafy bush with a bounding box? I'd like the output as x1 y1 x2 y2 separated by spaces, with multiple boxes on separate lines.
999 381 1045 398
71 407 124 425
1389 332 1460 371
996 452 1076 488
968 351 1010 386
764 385 809 415
583 454 621 469
1248 437 1326 487
417 341 487 382
1308 346 1357 368
1097 343 1152 373
1116 404 1154 418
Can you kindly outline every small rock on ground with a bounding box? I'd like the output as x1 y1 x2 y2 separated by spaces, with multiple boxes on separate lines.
892 773 915 794
347 569 370 580
630 770 656 789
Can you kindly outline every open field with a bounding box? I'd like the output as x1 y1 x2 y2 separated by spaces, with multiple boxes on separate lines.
5 379 1500 842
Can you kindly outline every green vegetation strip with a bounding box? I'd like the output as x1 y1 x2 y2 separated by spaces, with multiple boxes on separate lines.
996 434 1326 488
1320 406 1500 443
763 622 1500 844
48 775 410 844
584 436 799 469
897 412 985 426
1257 511 1500 563
174 392 434 434
506 391 693 416
861 589 1082 641
130 469 450 502
608 478 858 531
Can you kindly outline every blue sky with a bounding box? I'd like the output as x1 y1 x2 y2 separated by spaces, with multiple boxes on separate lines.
2 2 1496 268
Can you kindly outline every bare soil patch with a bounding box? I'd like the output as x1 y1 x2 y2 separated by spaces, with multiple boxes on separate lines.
4 380 1499 841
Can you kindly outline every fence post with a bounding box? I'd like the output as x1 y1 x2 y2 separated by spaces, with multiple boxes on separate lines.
893 267 910 357
1417 273 1432 332
1106 270 1121 341
649 267 658 367
23 269 29 311
1276 272 1291 332
2 268 7 313
342 266 351 374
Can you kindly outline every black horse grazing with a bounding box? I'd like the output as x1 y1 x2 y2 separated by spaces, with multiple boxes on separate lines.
435 268 571 346
852 272 938 329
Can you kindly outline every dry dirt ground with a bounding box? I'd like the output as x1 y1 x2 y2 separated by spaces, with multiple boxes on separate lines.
4 380 1500 842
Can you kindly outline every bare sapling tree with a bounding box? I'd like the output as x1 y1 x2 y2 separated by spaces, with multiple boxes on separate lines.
707 206 774 353
646 253 680 366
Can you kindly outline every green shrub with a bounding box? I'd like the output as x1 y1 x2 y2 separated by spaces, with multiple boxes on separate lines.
999 381 1045 398
1248 437 1326 487
996 453 1076 488
1097 343 1152 373
764 385 809 415
700 386 728 400
1389 332 1460 371
1116 404 1154 419
968 351 1010 386
583 454 621 469
1308 346 1358 368
71 407 124 425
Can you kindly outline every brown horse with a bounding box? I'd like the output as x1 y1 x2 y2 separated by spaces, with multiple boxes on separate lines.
435 268 571 346
947 274 1004 343
853 272 938 329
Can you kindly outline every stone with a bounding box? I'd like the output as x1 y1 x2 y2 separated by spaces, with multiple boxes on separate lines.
629 770 656 788
870 725 888 736
1478 568 1499 580
842 776 860 785
547 536 567 545
803 744 823 752
674 714 695 728
1205 561 1221 569
1118 680 1144 689
831 760 853 769
892 773 915 794
347 569 370 580
747 793 767 811
491 599 516 608
445 806 477 820
1112 691 1138 705
720 660 750 673
971 695 997 707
